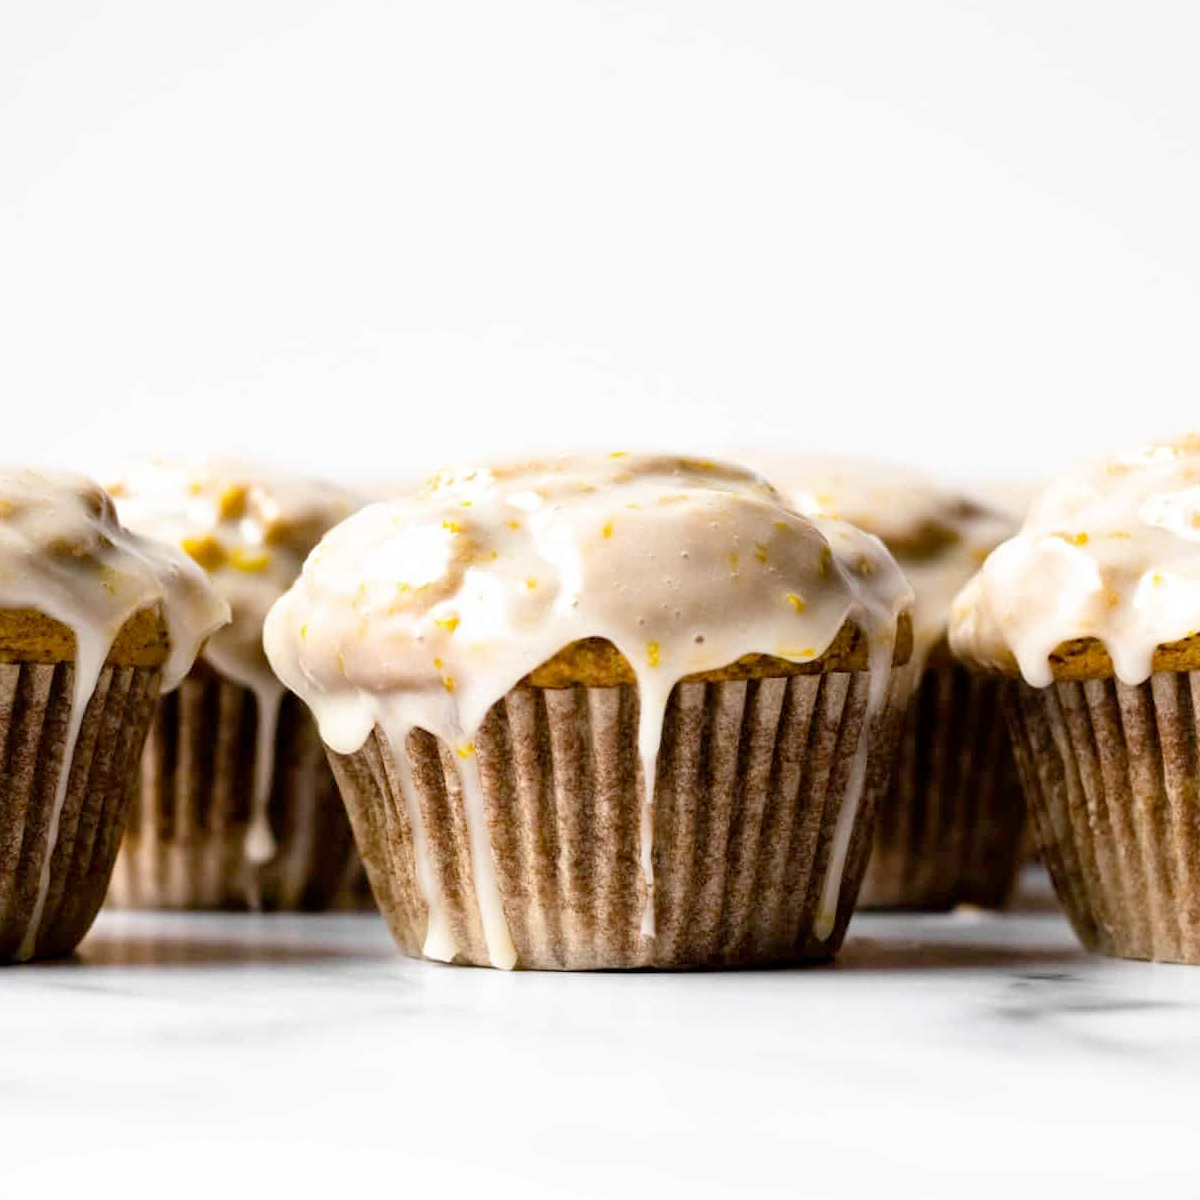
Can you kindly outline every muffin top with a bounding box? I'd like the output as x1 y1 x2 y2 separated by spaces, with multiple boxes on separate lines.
772 459 1016 666
265 454 913 968
0 467 228 687
951 436 1200 686
264 453 913 755
107 460 360 694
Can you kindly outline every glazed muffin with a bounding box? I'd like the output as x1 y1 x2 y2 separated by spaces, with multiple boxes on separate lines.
775 461 1023 910
0 469 226 961
104 461 368 911
264 454 914 970
952 435 1200 964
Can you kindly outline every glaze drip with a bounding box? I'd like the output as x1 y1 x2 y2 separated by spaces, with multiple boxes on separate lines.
762 457 1017 674
0 468 228 959
754 460 1019 934
108 461 359 877
952 435 1200 687
264 455 912 967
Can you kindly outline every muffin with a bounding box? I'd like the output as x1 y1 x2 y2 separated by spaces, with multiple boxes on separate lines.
952 435 1200 964
0 468 226 961
104 461 369 911
773 460 1023 910
264 454 914 970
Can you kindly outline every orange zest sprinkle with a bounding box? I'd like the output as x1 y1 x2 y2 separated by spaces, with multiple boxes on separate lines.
229 546 271 573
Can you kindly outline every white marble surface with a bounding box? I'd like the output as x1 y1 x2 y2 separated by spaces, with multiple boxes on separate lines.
3 870 1197 1198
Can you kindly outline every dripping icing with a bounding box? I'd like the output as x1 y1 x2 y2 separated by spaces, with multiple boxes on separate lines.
0 469 227 959
381 707 455 961
263 455 913 966
201 636 286 880
758 456 1018 676
635 673 674 938
107 461 359 894
951 435 1200 686
813 628 894 940
746 462 1017 935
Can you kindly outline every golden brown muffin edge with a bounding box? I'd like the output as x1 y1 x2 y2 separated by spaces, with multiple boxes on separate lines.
954 629 1200 682
0 605 171 668
522 612 913 688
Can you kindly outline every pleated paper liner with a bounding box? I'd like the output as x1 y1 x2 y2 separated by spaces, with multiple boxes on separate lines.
859 661 1026 910
328 669 906 970
1007 671 1200 964
0 661 161 962
108 673 369 911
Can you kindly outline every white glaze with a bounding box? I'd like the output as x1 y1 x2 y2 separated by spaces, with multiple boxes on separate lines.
761 457 1016 672
264 454 912 967
951 435 1200 687
0 468 228 959
107 461 359 875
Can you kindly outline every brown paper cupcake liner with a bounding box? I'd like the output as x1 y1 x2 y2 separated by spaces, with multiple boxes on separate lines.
1006 671 1200 964
327 669 905 970
859 662 1026 910
108 674 369 912
0 661 161 962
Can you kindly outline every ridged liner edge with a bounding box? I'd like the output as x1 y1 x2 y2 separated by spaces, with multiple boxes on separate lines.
329 670 906 970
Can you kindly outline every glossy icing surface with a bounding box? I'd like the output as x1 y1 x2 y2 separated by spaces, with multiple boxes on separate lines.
0 467 228 958
951 436 1200 687
265 454 912 967
764 458 1016 668
748 456 1012 672
108 460 360 869
0 468 228 685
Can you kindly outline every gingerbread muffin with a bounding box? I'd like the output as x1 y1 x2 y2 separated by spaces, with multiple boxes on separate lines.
0 469 226 961
265 454 914 970
105 461 368 911
953 435 1200 964
774 460 1023 910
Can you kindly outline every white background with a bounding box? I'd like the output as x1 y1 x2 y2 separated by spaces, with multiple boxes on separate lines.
3 1 1198 486
5 10 1200 1196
